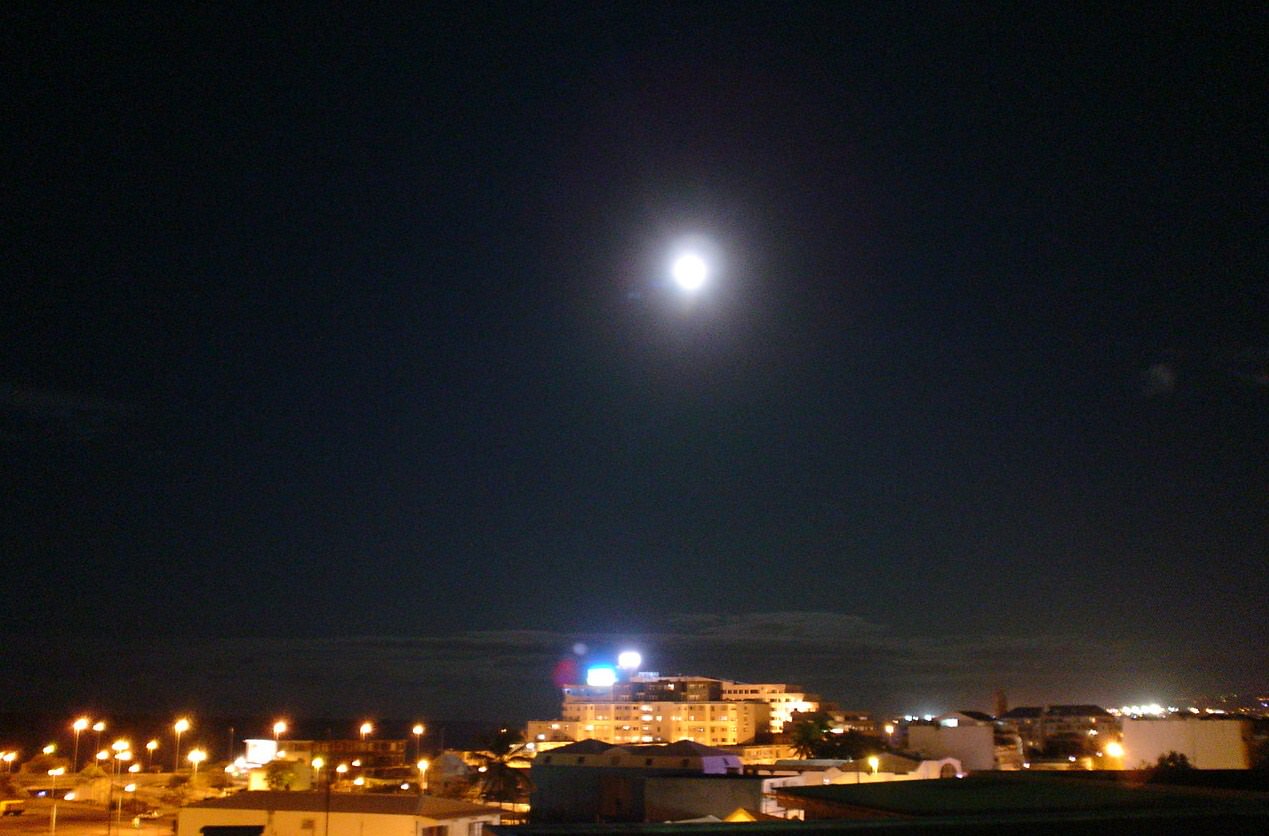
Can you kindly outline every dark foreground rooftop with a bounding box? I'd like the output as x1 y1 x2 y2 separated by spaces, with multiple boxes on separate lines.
496 773 1269 835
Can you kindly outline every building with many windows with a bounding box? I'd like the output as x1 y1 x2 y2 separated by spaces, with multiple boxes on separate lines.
527 673 774 746
719 682 821 733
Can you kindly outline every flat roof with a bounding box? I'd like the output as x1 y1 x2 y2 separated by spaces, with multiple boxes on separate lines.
186 791 498 820
776 773 1269 817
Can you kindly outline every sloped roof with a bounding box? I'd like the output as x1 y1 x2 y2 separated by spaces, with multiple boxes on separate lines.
1000 705 1111 719
542 739 613 755
959 710 995 722
999 707 1041 719
1046 704 1111 717
185 791 497 820
628 740 735 758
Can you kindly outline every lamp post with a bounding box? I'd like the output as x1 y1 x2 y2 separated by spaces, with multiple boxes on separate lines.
173 719 190 772
0 752 14 773
359 722 372 741
145 740 158 771
416 759 429 794
273 720 287 746
412 724 425 763
92 722 105 757
108 748 131 836
121 783 136 829
48 767 65 836
187 748 206 776
71 718 89 773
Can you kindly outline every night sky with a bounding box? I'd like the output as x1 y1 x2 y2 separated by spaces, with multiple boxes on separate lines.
3 3 1265 723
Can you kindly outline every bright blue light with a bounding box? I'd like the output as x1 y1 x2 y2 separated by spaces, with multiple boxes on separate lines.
586 665 617 687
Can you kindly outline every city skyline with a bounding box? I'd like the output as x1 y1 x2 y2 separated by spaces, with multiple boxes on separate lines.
3 4 1264 722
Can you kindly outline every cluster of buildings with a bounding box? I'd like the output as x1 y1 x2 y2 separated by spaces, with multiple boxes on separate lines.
61 663 1260 833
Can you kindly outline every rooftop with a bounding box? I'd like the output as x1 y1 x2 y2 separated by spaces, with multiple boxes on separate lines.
185 791 498 820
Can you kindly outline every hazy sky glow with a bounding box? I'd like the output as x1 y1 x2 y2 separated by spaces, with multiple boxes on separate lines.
2 2 1265 721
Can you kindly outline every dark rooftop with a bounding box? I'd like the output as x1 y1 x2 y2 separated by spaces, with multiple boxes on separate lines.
185 791 497 820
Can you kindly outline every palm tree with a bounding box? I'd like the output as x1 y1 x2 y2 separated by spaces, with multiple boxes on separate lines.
789 714 830 759
477 727 532 810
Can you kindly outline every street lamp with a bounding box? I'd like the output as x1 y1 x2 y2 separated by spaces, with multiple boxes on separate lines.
0 752 14 772
412 724 425 762
121 783 136 829
273 720 287 745
109 749 131 836
173 718 190 772
358 722 373 741
42 744 56 755
868 755 880 776
71 718 89 773
187 748 207 775
145 740 158 770
48 767 65 836
416 759 429 794
92 722 106 756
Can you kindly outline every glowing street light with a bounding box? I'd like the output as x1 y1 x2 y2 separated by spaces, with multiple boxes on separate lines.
617 650 642 671
187 748 207 775
868 755 880 775
273 720 287 746
1 752 15 772
412 724 425 761
1105 741 1124 759
42 744 57 755
416 759 429 793
358 722 373 741
145 740 158 770
72 717 89 772
173 718 190 772
92 721 106 756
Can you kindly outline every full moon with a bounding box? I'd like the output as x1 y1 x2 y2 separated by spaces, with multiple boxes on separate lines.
671 253 708 292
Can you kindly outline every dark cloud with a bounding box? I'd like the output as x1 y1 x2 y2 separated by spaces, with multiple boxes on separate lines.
6 613 1219 721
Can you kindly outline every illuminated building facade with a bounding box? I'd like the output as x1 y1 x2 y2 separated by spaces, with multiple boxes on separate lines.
719 682 820 733
527 699 769 747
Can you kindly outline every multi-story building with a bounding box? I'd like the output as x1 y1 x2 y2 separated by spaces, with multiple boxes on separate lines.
719 683 820 733
528 699 769 747
997 705 1118 756
528 673 772 746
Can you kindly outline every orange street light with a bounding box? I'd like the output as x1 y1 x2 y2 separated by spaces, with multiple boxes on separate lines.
72 717 90 772
173 719 191 772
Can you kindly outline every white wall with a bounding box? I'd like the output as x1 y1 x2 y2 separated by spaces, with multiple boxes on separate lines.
907 725 995 771
1122 718 1250 769
178 808 493 836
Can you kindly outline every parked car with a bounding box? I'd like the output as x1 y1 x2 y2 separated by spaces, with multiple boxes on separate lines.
0 800 26 816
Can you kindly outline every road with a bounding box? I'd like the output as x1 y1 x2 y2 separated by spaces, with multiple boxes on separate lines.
0 800 174 836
